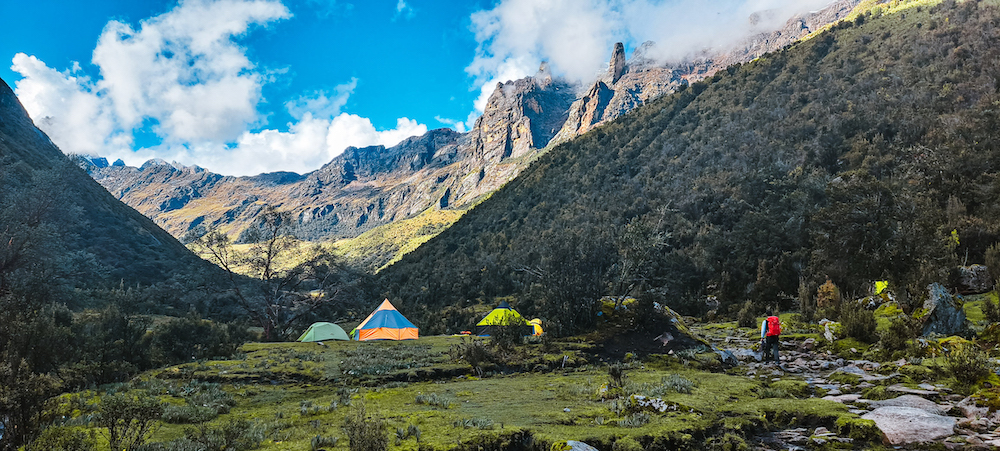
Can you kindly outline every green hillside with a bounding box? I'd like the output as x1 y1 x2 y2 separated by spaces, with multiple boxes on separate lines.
0 77 220 289
380 0 1000 334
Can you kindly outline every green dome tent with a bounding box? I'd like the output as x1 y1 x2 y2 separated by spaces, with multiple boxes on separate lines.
475 301 534 336
297 322 350 342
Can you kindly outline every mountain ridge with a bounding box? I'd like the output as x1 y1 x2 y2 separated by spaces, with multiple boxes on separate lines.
80 0 862 269
0 77 218 286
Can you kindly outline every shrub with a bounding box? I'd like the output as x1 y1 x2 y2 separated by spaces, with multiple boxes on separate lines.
452 418 494 430
96 392 165 451
816 279 841 317
616 412 651 428
706 432 749 451
449 338 499 373
25 426 96 451
161 405 216 424
343 403 388 451
878 315 919 352
947 343 993 388
983 296 1000 324
146 314 250 367
840 302 877 343
181 418 268 451
607 362 628 389
655 374 694 395
311 435 339 450
736 301 756 328
414 393 452 409
612 436 643 451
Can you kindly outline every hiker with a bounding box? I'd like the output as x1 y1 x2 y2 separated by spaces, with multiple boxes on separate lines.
760 315 781 363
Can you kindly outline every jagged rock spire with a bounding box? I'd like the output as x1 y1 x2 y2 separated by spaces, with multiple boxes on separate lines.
609 42 626 84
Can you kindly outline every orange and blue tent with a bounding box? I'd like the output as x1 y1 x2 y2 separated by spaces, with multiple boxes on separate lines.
351 299 419 341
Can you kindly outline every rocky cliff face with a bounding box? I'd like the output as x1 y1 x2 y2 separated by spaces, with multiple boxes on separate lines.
84 70 575 242
554 0 861 142
84 0 861 253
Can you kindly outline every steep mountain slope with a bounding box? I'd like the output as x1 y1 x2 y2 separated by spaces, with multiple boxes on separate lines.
82 1 860 271
378 0 1000 334
0 77 218 286
83 70 575 245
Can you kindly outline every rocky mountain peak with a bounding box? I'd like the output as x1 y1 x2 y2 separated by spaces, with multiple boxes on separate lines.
608 42 626 84
471 69 575 163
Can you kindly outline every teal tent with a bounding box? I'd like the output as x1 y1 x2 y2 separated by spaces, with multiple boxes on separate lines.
297 322 350 342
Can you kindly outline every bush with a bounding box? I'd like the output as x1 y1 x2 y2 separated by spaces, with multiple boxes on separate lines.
146 314 249 367
96 392 165 451
311 435 339 450
25 426 96 451
947 343 993 388
612 436 643 451
607 362 628 390
449 338 499 373
173 418 268 451
840 302 876 343
343 403 388 451
736 301 756 328
878 315 919 352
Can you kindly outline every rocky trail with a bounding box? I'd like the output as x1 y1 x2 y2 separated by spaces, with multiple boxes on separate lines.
694 325 1000 450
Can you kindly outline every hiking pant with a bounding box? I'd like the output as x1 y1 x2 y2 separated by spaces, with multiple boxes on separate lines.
764 335 780 362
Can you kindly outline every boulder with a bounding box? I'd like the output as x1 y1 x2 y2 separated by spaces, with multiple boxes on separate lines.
868 395 947 415
862 406 956 445
921 283 966 336
551 441 599 451
952 264 993 294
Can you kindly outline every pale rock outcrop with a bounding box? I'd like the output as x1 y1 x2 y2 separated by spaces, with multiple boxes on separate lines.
862 406 956 445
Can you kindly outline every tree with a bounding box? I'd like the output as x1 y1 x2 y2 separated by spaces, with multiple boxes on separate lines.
188 206 362 340
609 214 668 305
0 163 80 449
96 393 164 451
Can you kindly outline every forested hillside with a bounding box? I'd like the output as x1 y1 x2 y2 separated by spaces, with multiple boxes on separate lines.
380 0 1000 335
0 78 220 290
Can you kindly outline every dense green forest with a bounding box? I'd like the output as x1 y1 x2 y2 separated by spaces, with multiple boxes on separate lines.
379 0 1000 335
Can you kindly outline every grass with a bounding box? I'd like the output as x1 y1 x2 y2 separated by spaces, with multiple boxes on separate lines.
331 207 466 273
50 334 871 451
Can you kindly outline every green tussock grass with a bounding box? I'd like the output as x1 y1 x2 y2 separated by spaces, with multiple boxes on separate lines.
331 207 467 273
51 336 868 451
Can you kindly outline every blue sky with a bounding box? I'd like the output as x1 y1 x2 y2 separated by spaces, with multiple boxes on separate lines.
1 0 831 175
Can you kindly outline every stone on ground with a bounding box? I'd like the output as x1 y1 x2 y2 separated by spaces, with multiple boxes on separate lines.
868 395 947 415
862 406 956 445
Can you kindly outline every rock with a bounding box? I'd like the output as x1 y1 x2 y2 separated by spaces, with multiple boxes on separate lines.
823 394 861 403
869 395 948 415
607 42 626 84
957 396 989 419
921 283 967 336
953 264 993 294
863 406 956 445
553 441 599 451
801 338 816 351
887 384 938 396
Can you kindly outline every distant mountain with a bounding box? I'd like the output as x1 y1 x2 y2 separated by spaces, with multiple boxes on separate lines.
0 77 217 286
377 0 1000 334
82 70 577 246
80 0 860 270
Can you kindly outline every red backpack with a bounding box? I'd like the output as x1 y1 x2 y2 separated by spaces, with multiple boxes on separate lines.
765 316 781 336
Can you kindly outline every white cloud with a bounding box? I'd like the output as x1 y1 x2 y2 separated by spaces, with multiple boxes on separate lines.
140 113 428 175
466 0 833 117
285 78 357 120
10 53 129 156
11 0 428 177
394 0 415 20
